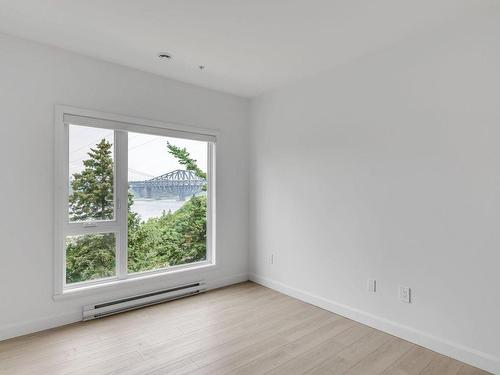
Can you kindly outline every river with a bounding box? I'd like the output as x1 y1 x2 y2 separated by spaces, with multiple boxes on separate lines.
131 199 186 221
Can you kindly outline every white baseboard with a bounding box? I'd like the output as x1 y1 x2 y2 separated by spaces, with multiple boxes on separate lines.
0 311 82 341
206 273 249 290
249 273 499 375
0 273 249 342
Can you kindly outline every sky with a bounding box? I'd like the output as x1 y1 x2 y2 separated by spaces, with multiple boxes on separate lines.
68 125 208 181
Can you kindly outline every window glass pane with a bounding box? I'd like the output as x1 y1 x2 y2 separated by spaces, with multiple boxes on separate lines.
127 133 208 273
68 125 114 222
66 233 116 284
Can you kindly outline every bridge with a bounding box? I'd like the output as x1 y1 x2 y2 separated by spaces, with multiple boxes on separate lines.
129 169 206 201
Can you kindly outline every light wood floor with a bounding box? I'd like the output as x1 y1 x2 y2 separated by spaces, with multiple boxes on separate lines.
0 282 491 375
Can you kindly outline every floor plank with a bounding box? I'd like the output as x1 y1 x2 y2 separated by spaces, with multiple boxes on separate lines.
0 282 491 375
380 346 437 375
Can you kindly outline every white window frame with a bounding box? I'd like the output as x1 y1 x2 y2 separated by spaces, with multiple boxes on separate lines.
54 105 217 297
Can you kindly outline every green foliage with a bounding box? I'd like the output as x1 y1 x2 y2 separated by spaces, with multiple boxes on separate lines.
66 138 207 284
128 195 207 273
69 139 114 221
167 142 207 190
66 233 116 283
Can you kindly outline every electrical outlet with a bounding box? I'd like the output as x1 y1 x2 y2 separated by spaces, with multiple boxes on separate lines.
368 279 376 293
399 286 411 303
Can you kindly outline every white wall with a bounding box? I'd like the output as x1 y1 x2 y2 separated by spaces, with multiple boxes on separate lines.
2 7 500 372
250 11 500 374
0 33 249 339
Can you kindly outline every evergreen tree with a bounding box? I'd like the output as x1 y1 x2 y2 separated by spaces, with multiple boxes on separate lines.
66 138 115 283
69 139 114 221
167 142 207 189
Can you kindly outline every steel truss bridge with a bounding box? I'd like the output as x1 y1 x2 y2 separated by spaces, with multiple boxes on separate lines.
129 169 206 201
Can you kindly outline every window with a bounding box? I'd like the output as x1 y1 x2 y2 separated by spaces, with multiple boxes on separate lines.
55 107 216 294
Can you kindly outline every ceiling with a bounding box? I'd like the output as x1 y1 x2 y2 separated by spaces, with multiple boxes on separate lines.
0 0 495 97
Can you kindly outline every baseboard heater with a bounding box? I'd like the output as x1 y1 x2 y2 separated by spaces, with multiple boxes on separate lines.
82 281 206 321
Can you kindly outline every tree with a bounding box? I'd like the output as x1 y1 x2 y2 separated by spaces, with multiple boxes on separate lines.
167 195 207 264
66 233 116 283
166 141 207 262
127 195 207 273
127 143 208 273
69 139 114 221
167 142 207 183
67 139 115 283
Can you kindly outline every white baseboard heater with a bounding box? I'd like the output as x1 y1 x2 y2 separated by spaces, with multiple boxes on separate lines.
82 281 206 320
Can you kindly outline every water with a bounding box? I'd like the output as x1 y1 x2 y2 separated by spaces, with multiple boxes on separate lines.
131 199 186 221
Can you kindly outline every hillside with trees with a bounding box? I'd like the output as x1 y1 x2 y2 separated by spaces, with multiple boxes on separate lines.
66 139 207 283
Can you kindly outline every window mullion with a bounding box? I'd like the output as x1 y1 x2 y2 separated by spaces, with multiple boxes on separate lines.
115 130 129 279
207 142 215 265
64 222 121 236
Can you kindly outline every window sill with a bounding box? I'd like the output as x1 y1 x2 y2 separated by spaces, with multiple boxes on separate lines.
53 262 217 301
